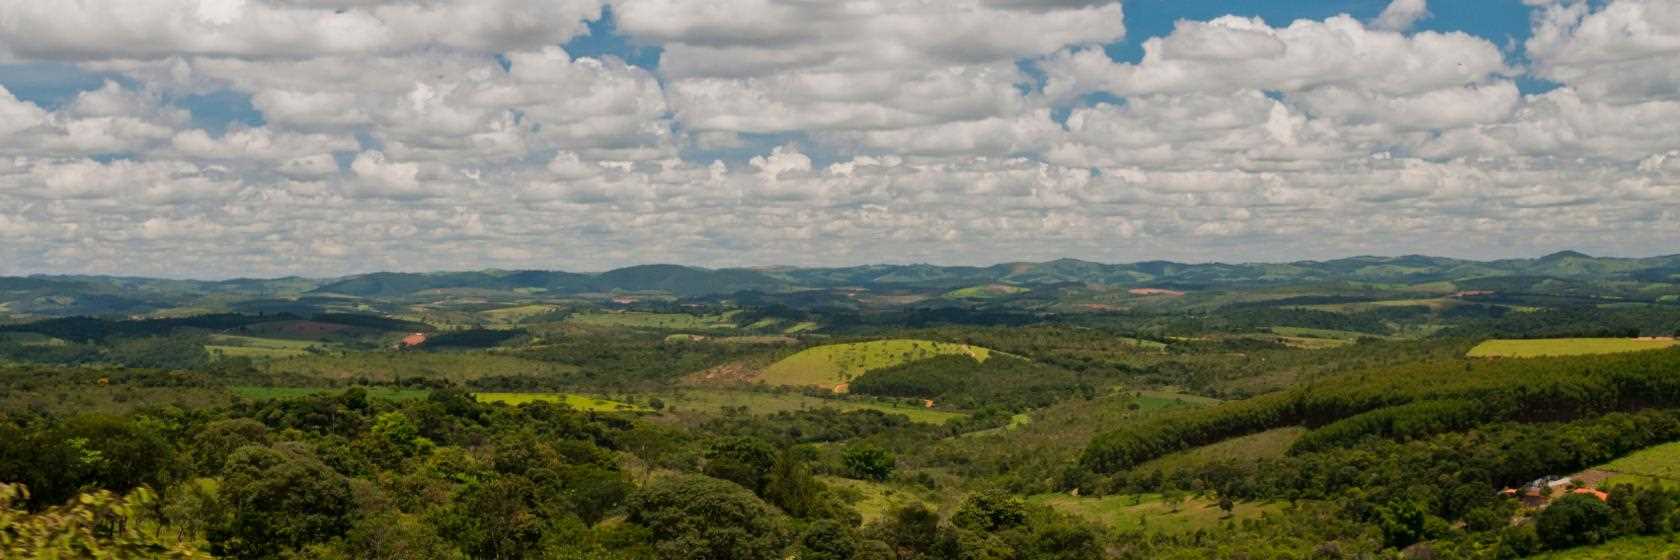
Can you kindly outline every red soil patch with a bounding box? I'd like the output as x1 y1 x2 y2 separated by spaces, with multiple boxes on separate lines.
1128 288 1186 297
399 333 427 347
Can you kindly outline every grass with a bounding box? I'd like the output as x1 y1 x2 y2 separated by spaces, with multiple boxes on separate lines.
944 284 1029 299
1132 389 1221 410
759 339 991 387
1466 338 1678 358
819 476 932 524
565 311 737 331
206 334 328 359
231 386 432 401
478 304 561 325
1269 327 1387 340
1028 493 1280 534
784 321 821 334
1530 535 1680 559
1134 427 1308 473
650 388 966 424
1592 442 1680 489
264 351 579 382
475 392 650 412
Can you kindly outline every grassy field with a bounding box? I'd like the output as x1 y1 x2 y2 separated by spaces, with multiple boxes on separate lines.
206 334 328 359
565 311 737 330
1466 338 1678 358
1134 427 1308 473
759 339 991 388
477 304 561 325
1530 535 1680 558
1132 389 1221 410
944 284 1029 299
1591 442 1680 489
819 476 934 524
264 351 579 382
474 392 649 412
784 321 821 334
652 388 966 424
1028 493 1280 534
231 386 432 401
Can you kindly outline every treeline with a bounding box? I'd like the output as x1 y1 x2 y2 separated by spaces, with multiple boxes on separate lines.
1082 348 1680 472
0 385 1107 559
1440 305 1680 339
1108 409 1680 557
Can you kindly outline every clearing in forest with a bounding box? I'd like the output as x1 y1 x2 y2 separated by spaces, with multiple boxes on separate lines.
758 339 991 388
206 335 329 359
1466 338 1677 358
1027 493 1279 534
474 392 650 412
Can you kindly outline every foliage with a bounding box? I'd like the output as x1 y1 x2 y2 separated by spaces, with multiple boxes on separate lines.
624 474 789 560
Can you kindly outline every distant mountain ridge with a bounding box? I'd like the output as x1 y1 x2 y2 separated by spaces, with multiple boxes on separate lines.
5 252 1680 308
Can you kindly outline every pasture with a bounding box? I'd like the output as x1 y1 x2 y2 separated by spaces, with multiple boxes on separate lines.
206 334 327 359
651 388 965 424
819 476 934 524
565 311 738 330
474 392 650 412
759 339 991 388
264 351 578 382
1466 338 1677 358
1531 536 1680 559
943 284 1028 299
1027 493 1280 534
1592 442 1680 489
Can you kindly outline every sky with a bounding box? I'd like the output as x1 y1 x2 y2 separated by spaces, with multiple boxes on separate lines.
0 0 1676 278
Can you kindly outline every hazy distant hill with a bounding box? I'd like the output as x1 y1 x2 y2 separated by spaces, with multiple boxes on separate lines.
4 251 1678 318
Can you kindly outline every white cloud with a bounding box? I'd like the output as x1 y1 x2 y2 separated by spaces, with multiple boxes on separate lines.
1372 0 1431 32
0 0 1678 276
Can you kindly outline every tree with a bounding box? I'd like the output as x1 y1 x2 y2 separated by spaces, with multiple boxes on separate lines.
702 437 777 495
842 445 895 482
625 474 789 560
795 519 857 560
763 447 825 518
1536 494 1614 549
953 490 1027 532
210 444 355 559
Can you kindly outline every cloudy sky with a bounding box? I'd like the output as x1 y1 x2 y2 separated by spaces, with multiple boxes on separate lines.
0 0 1676 278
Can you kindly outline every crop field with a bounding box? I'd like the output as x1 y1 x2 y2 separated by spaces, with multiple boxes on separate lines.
650 388 966 424
1531 536 1680 559
474 392 649 412
1134 427 1308 473
206 334 327 359
564 311 737 330
1466 338 1678 358
758 339 991 388
264 351 579 382
231 386 432 401
1027 493 1280 533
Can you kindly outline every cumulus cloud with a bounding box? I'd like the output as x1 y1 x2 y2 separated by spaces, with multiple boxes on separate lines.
0 0 1677 277
1372 0 1431 32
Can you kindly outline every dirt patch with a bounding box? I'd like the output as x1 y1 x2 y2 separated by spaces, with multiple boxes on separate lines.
1128 288 1186 297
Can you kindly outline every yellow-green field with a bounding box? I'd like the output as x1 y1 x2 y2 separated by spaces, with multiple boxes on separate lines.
264 351 578 382
1530 536 1680 559
758 339 992 388
944 284 1029 299
819 476 935 524
1028 493 1280 534
1467 338 1678 358
206 335 328 359
474 392 650 412
477 304 562 325
783 321 821 334
651 389 965 424
1592 442 1680 489
565 311 738 330
1134 427 1308 473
